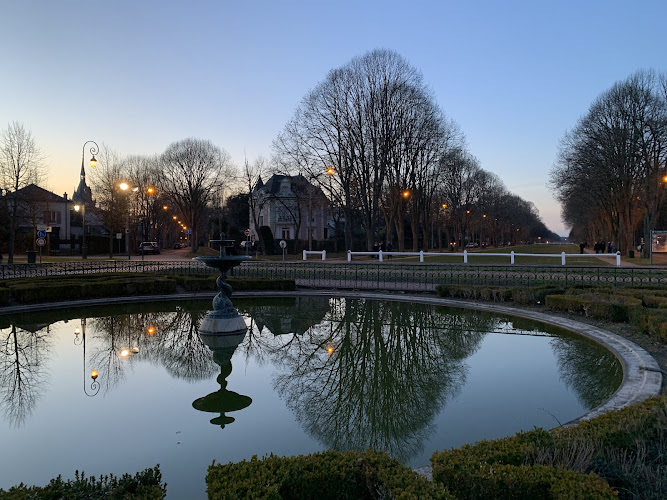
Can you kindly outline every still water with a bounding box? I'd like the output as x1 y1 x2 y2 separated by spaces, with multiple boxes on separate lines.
0 297 621 498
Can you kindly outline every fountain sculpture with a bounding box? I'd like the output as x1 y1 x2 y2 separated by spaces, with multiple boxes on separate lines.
194 234 251 335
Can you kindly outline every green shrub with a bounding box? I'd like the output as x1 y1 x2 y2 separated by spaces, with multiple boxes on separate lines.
0 287 12 305
7 277 177 303
631 308 667 342
545 294 641 322
207 450 453 500
432 461 616 500
0 465 166 499
512 286 565 305
432 396 667 500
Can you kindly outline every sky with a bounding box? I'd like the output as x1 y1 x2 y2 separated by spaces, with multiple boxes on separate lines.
2 0 666 237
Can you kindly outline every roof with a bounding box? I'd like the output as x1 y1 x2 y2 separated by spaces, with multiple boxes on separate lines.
4 184 68 203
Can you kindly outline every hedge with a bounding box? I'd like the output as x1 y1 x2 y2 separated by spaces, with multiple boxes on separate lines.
206 450 453 500
0 465 166 499
0 274 296 304
544 294 641 322
432 396 667 500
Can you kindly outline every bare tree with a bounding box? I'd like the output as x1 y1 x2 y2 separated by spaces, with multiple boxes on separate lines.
0 122 45 262
90 145 127 257
158 138 234 252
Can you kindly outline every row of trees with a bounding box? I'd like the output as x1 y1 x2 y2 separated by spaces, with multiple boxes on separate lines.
551 70 667 257
273 49 556 251
89 138 236 255
3 51 557 258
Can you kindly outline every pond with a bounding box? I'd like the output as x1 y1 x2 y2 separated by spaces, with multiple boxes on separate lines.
0 297 622 498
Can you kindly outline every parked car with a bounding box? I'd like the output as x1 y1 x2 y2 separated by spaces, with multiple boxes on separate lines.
139 241 160 254
465 242 479 248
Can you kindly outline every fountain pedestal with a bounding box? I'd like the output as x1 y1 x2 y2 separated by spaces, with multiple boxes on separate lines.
194 237 251 335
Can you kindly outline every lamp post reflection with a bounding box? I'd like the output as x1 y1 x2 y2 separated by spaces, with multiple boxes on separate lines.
74 318 100 397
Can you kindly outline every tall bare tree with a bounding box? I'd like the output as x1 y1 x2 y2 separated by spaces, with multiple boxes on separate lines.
0 122 45 262
158 138 234 252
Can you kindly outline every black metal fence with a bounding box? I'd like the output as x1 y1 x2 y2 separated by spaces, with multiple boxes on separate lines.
0 260 215 279
1 260 666 290
231 262 667 291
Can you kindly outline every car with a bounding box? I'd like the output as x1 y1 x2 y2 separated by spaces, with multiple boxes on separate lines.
139 241 160 254
465 242 479 248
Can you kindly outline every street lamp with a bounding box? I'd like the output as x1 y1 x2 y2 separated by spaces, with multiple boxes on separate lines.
74 318 100 397
74 141 99 260
120 183 139 260
73 203 86 259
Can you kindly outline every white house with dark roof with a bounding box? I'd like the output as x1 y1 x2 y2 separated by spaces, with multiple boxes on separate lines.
249 174 333 243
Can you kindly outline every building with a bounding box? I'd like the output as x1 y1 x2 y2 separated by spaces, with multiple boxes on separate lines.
1 184 74 252
249 174 333 243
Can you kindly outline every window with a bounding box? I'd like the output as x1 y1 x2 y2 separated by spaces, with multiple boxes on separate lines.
43 211 61 224
281 227 290 239
259 215 264 226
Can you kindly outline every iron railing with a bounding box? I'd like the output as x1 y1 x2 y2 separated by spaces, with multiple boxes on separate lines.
1 260 665 290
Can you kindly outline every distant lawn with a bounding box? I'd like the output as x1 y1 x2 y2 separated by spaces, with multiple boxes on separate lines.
380 243 612 266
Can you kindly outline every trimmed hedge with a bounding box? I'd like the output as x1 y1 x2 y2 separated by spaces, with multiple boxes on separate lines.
432 396 667 500
544 293 641 322
206 450 454 500
8 277 177 304
0 465 166 499
0 288 10 306
0 274 296 304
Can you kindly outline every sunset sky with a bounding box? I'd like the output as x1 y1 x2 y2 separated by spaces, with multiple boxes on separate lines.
2 0 666 235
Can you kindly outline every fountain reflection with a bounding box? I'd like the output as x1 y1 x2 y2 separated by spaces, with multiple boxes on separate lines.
192 332 252 428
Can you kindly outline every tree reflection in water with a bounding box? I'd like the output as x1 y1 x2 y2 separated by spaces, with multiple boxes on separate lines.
0 298 624 457
88 307 218 391
550 334 623 409
241 298 491 463
0 324 51 427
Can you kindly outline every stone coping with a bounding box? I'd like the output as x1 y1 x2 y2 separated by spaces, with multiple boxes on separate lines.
1 289 661 424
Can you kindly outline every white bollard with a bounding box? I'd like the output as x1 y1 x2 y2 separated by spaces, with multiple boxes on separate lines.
419 250 424 263
464 250 468 263
561 251 566 266
303 250 307 261
616 251 621 267
379 250 383 262
511 251 515 264
347 250 352 262
322 250 326 261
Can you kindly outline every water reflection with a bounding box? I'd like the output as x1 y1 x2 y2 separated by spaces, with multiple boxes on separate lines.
192 333 252 428
0 323 51 427
0 298 622 465
237 299 489 462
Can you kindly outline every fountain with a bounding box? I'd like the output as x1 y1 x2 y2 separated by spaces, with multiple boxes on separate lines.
194 234 251 335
